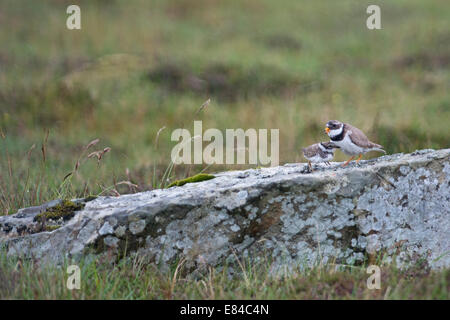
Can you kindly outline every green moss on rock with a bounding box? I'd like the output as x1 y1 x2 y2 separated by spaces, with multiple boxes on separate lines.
84 195 98 202
168 173 215 188
45 225 61 232
34 200 85 222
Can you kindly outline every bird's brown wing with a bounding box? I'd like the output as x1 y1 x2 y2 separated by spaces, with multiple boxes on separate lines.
345 124 372 149
302 144 319 158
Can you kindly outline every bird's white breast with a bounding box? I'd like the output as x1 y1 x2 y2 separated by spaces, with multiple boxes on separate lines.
332 130 364 155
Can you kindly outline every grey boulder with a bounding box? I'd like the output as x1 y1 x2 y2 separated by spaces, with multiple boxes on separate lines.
0 148 449 274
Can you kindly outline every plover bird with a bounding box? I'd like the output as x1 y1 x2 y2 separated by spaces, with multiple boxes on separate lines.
325 120 386 166
302 141 339 171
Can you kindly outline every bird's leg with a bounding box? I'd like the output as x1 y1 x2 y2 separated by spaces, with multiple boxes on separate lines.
308 161 313 172
342 156 355 167
355 154 363 164
325 162 330 166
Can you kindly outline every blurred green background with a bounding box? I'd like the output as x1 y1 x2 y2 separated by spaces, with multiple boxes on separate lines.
0 0 449 213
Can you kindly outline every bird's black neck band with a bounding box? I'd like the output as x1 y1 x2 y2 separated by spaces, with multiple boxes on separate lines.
330 125 345 141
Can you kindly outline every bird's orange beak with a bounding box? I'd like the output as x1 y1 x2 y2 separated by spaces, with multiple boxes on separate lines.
325 127 330 134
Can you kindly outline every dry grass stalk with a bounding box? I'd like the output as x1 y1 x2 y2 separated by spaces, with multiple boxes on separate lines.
87 147 111 164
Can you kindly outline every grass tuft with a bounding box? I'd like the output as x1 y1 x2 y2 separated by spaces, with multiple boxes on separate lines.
0 248 448 300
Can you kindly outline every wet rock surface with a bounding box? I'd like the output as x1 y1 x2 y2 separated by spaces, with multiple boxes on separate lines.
1 149 449 273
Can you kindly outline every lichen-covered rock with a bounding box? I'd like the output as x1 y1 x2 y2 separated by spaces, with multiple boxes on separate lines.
1 149 449 273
